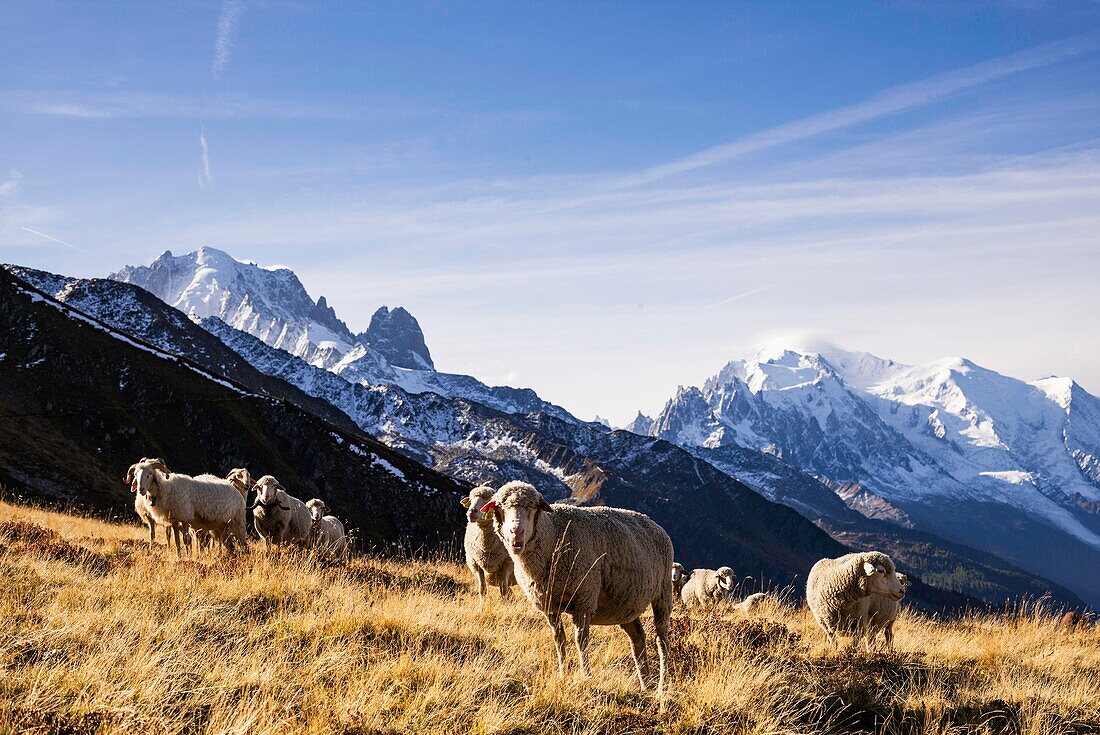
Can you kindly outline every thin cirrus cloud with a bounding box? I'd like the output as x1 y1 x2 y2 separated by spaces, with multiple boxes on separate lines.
212 0 245 80
199 127 212 187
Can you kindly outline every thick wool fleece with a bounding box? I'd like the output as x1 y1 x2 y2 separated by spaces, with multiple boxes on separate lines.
806 551 898 643
463 485 513 595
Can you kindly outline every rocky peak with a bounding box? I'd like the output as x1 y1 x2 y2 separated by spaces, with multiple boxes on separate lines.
358 306 435 371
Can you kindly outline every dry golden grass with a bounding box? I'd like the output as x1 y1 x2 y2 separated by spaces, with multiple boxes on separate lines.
0 500 1097 735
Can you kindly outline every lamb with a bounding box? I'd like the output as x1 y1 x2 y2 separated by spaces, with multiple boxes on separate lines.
250 475 313 550
481 481 674 703
671 562 688 598
859 572 909 648
128 458 248 556
460 484 514 608
680 566 736 607
739 592 769 615
305 499 349 562
806 551 905 648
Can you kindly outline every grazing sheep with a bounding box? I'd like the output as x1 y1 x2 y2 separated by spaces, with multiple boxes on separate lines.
129 458 248 556
671 563 688 598
250 475 312 550
1059 611 1085 632
680 567 736 607
739 592 769 615
859 573 909 648
305 499 349 562
460 484 514 608
481 481 674 703
806 551 905 648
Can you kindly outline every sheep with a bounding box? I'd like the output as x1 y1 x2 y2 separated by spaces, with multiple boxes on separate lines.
671 562 688 599
460 484 514 608
126 457 188 552
739 592 769 615
226 468 253 498
858 572 909 648
305 499 349 562
129 458 248 556
806 551 905 648
680 567 736 608
480 481 674 703
250 475 313 551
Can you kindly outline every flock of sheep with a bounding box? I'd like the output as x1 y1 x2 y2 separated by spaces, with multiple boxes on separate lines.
122 457 912 706
125 457 349 560
462 481 911 704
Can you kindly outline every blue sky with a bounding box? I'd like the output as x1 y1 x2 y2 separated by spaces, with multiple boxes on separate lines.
2 1 1100 423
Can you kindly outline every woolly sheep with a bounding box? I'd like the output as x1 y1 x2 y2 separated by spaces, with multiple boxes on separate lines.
250 475 313 550
671 562 688 598
129 458 248 556
806 551 905 648
680 567 736 607
226 468 253 498
857 572 909 648
126 457 191 554
305 499 349 562
460 484 514 608
739 592 769 615
481 481 674 703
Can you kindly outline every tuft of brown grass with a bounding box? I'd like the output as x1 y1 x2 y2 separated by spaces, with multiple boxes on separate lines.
0 500 1097 734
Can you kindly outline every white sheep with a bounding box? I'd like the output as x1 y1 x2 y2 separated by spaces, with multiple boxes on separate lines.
738 592 770 615
192 467 253 553
857 572 909 648
806 551 905 648
126 457 191 553
250 475 313 550
305 499 349 562
481 481 674 704
680 566 736 608
129 458 248 556
460 484 514 608
671 562 688 599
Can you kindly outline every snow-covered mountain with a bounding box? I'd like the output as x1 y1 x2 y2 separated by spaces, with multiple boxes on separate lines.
651 344 1100 603
111 247 358 366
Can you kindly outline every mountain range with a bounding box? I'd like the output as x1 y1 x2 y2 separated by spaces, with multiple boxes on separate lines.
2 246 1094 608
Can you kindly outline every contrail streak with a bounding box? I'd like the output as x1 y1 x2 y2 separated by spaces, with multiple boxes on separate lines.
19 226 90 254
698 225 944 313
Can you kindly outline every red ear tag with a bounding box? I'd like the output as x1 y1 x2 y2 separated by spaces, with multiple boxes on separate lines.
460 497 471 508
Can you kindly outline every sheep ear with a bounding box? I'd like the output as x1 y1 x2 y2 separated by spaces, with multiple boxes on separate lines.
460 497 471 508
479 500 497 520
863 561 876 576
539 500 554 513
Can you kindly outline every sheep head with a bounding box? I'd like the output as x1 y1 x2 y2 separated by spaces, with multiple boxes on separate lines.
671 562 685 586
130 458 170 505
250 476 290 511
125 457 169 491
484 481 553 555
716 566 737 593
226 468 253 497
305 498 328 522
461 485 496 524
859 553 905 601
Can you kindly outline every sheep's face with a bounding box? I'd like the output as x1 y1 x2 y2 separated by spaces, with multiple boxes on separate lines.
671 563 685 586
133 467 161 506
227 468 252 495
716 567 736 592
460 487 495 524
483 495 553 554
861 559 905 601
306 500 327 522
896 573 910 597
253 477 281 505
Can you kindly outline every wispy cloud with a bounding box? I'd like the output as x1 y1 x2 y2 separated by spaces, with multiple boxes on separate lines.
212 0 245 80
199 127 212 187
625 30 1100 187
0 170 21 198
19 226 90 253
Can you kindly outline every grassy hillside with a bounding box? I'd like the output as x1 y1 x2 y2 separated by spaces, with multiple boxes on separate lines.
0 501 1097 735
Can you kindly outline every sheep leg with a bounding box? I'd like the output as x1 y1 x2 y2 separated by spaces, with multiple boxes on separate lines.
654 611 670 707
498 571 511 599
620 618 650 691
474 566 487 610
545 613 568 678
146 520 156 548
884 622 894 649
572 612 592 679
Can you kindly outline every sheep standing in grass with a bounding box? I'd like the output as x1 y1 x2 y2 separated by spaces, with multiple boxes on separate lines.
305 499 349 562
460 484 514 608
193 467 253 553
129 458 247 556
481 481 674 703
806 551 905 648
250 475 312 550
680 567 736 608
858 572 909 648
671 563 688 599
126 457 190 552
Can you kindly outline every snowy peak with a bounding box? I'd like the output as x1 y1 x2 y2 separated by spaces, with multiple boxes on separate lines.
358 306 434 371
623 412 654 435
111 247 358 363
